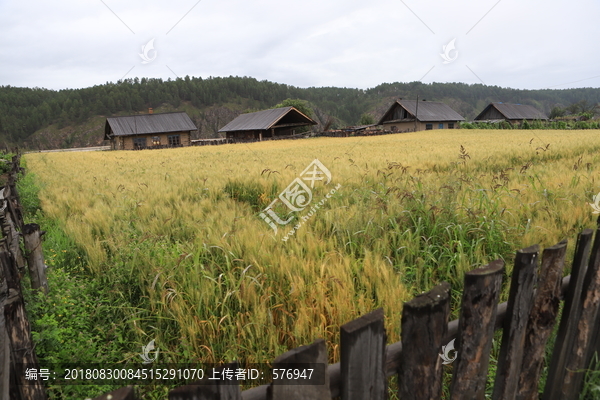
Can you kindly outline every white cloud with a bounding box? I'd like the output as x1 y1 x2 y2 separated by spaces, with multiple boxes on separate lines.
0 0 598 90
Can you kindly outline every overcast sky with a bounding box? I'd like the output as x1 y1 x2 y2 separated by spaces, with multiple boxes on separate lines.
1 0 599 91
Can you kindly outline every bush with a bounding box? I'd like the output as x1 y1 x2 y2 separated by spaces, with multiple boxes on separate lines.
16 171 42 218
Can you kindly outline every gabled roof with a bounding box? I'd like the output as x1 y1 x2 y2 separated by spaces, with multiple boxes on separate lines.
378 100 465 124
104 112 197 138
218 107 316 132
474 103 548 120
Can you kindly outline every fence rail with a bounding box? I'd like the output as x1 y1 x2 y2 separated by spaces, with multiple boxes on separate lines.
94 220 600 400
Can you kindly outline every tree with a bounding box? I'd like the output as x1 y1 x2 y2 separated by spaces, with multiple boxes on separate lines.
273 98 313 118
358 113 375 125
549 106 566 119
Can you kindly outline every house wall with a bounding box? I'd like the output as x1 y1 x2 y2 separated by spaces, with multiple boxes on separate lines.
382 121 457 132
117 131 191 150
226 126 308 140
476 107 505 120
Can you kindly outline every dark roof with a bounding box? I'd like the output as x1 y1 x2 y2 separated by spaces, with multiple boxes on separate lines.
378 100 465 124
474 103 548 121
218 107 316 132
104 112 197 138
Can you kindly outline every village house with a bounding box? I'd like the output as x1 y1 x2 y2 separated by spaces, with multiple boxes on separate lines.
474 102 548 124
218 106 317 141
377 99 465 132
104 110 197 150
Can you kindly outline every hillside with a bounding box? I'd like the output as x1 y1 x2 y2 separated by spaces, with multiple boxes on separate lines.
2 76 600 150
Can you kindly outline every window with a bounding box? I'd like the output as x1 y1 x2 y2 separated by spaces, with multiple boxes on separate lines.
448 123 454 129
133 137 146 149
168 135 181 146
152 136 161 146
425 124 433 130
438 123 444 129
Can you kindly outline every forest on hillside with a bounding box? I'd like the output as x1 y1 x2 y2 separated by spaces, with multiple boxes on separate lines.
1 76 600 149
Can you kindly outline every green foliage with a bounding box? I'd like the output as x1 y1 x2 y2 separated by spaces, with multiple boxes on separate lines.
549 106 566 119
0 151 16 175
16 173 42 218
273 98 313 118
20 171 140 399
358 113 375 125
580 353 600 399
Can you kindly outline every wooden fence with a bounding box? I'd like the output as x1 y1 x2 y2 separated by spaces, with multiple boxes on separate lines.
4 150 600 399
94 221 600 400
0 153 48 400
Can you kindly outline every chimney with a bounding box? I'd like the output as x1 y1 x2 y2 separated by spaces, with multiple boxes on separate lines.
149 108 153 114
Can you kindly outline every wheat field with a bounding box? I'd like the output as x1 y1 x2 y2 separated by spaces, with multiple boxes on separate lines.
24 130 600 368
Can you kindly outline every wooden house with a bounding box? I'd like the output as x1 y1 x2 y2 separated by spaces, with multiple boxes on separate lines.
218 107 317 141
474 103 548 124
377 100 465 132
104 111 197 150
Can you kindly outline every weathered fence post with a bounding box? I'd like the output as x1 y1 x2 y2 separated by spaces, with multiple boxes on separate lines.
267 339 330 400
559 223 600 398
493 245 539 400
0 187 26 273
169 361 242 400
542 231 593 400
0 267 10 400
517 239 568 400
449 260 504 400
22 223 48 294
399 282 450 400
340 308 386 400
0 239 47 400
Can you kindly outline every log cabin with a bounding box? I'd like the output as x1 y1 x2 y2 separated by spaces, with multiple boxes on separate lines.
104 110 197 150
378 100 465 132
218 107 316 141
474 103 548 124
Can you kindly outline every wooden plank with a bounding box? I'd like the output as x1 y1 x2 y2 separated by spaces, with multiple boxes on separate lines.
517 239 568 400
169 361 242 400
585 218 600 382
23 224 48 294
340 308 386 400
492 244 539 400
449 260 504 400
0 206 26 272
542 231 593 400
0 272 10 400
559 223 600 398
267 339 330 400
92 386 136 400
5 178 24 231
0 240 47 400
399 282 450 400
238 277 575 400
